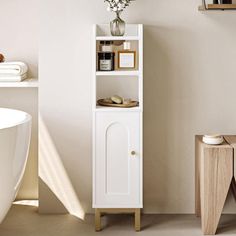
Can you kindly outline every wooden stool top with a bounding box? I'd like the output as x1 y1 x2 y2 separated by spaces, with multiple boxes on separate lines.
196 135 236 149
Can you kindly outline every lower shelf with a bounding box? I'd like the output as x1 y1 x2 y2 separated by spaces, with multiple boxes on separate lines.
95 105 141 112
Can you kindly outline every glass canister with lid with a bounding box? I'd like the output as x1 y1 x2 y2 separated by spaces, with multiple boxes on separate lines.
98 41 115 71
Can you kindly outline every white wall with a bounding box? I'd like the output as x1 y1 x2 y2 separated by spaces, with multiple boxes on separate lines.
0 0 38 78
0 0 38 199
40 0 236 214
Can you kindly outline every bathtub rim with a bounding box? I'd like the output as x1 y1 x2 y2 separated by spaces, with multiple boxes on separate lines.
0 107 32 130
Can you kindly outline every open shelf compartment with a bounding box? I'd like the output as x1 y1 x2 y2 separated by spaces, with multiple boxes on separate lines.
96 40 140 72
96 75 141 110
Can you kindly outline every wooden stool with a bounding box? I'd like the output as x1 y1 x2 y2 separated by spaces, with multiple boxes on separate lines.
195 135 236 235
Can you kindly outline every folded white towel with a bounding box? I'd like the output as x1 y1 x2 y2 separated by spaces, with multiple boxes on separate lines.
0 73 27 82
0 62 28 76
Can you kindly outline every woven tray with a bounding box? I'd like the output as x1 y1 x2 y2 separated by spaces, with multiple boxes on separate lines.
97 99 138 108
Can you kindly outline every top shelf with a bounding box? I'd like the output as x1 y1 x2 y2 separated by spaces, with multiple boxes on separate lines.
95 24 143 38
199 4 236 11
96 36 140 41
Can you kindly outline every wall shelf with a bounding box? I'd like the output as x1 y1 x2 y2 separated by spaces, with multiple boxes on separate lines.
96 71 140 76
199 4 236 11
0 78 39 88
96 36 140 41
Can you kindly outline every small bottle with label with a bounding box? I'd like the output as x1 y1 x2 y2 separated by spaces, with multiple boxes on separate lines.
100 41 114 52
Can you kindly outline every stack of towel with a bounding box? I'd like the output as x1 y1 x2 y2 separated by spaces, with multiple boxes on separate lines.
0 62 28 82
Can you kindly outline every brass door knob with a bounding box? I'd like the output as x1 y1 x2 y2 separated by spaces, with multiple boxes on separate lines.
131 151 136 156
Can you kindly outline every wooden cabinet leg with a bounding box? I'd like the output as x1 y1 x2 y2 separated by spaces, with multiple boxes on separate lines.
95 209 101 231
135 208 141 231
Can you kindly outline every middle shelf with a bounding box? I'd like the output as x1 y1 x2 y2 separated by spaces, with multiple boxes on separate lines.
96 71 140 76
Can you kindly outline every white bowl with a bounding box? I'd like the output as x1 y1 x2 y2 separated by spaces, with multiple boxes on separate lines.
202 135 224 145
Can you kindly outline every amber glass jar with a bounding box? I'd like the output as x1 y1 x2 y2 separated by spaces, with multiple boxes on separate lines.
98 52 115 71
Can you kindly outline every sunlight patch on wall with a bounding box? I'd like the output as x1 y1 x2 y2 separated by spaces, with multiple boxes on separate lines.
39 114 85 219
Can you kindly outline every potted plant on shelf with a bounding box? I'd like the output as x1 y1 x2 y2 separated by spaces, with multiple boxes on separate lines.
104 0 135 36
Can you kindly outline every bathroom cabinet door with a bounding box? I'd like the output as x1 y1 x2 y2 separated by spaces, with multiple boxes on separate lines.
93 112 142 208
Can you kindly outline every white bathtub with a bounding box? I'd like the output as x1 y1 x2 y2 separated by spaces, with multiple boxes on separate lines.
0 108 31 223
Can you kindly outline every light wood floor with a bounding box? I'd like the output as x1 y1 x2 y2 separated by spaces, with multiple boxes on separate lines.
1 205 236 236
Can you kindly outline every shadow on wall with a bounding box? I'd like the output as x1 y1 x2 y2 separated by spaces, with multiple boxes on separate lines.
143 25 197 213
39 114 85 220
